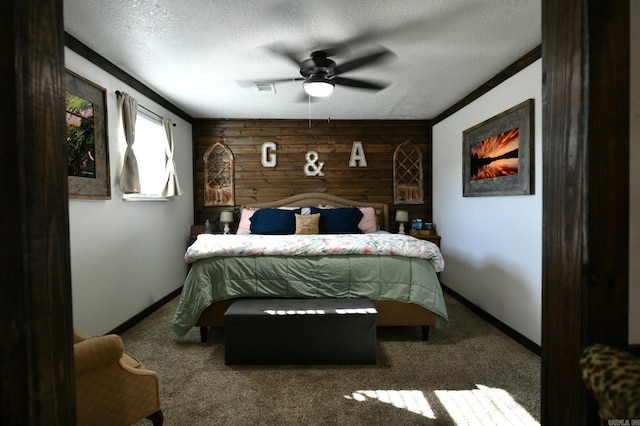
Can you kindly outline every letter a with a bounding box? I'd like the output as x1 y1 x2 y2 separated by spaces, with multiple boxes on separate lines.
349 141 367 167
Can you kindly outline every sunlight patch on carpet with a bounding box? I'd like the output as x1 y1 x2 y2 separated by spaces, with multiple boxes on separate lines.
435 384 539 425
344 385 538 424
344 390 435 418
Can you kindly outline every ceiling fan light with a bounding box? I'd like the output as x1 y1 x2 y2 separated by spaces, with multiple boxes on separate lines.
303 79 334 97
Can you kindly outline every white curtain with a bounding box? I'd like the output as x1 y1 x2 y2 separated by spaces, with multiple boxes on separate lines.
117 92 140 194
162 117 182 197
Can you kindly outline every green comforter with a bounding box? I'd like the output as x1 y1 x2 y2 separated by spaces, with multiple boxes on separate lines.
173 254 448 337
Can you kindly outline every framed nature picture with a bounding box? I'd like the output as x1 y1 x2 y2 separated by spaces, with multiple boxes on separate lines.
65 70 111 199
462 99 534 197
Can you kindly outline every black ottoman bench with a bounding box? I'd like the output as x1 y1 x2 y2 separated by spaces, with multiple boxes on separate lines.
224 298 378 365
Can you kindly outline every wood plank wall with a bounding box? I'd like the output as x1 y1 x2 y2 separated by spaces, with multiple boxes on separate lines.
193 119 432 232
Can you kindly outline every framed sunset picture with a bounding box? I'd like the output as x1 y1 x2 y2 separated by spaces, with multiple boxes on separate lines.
462 99 534 197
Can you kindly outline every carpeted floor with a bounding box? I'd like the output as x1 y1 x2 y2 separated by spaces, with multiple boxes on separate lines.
123 293 540 425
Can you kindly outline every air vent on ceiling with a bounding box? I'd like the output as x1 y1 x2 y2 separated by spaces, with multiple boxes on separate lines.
254 82 276 93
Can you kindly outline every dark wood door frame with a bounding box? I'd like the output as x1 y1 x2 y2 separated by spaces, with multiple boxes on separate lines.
1 0 76 424
541 0 629 425
0 0 631 424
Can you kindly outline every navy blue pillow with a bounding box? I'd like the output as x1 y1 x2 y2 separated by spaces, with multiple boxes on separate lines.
249 208 301 234
309 207 363 234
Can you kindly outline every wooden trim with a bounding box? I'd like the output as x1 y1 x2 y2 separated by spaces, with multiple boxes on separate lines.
541 1 629 424
432 45 541 125
108 287 183 336
64 32 193 124
441 284 541 356
1 1 76 424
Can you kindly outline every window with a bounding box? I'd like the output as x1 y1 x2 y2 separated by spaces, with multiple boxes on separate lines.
131 110 167 197
118 91 181 200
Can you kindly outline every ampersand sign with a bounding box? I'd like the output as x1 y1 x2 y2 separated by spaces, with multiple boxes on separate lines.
304 151 325 176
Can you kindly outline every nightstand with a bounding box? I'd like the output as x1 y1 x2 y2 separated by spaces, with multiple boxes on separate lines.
409 230 441 248
189 225 225 245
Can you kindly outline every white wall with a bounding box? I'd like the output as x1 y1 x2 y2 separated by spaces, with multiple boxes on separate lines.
432 60 543 345
630 0 639 344
65 48 194 335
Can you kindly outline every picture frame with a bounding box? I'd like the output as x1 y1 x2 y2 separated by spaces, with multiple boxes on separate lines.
65 70 111 199
462 99 534 197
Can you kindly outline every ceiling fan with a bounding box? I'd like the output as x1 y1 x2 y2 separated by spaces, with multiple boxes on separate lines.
256 45 395 99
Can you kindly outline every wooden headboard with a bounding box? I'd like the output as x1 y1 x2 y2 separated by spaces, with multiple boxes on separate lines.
243 192 390 231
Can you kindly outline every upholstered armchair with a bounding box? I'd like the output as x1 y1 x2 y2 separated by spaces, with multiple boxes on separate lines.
580 343 640 424
73 329 163 426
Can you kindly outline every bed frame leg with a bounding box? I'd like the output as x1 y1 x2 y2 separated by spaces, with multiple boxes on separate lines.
200 326 208 342
421 326 430 341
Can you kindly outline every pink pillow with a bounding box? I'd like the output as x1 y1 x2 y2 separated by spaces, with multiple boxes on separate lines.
358 207 378 233
236 208 255 234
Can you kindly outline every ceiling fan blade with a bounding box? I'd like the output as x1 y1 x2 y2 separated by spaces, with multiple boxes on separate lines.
333 77 389 91
318 43 350 58
263 43 302 67
319 26 382 57
333 49 394 75
313 5 483 54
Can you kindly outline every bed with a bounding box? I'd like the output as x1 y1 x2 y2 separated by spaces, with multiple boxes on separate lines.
173 193 448 341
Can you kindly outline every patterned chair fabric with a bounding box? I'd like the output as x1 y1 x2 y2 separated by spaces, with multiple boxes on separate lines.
580 343 640 423
73 329 163 426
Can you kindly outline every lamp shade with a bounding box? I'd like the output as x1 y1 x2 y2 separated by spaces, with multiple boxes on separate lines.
219 211 234 223
395 210 409 222
303 76 334 97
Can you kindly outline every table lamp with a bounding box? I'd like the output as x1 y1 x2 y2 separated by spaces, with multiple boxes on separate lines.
219 211 234 234
395 210 409 234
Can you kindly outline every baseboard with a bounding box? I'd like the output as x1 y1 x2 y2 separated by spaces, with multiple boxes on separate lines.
108 286 183 336
441 283 541 356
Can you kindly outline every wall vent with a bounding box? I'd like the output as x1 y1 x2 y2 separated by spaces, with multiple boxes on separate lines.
254 82 276 93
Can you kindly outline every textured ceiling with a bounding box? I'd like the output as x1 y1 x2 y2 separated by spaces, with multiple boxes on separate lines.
63 0 540 120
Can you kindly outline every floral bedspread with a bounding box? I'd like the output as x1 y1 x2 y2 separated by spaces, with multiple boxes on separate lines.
185 232 444 272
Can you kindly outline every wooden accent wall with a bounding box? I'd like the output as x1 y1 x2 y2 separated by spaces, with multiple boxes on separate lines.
193 119 431 232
